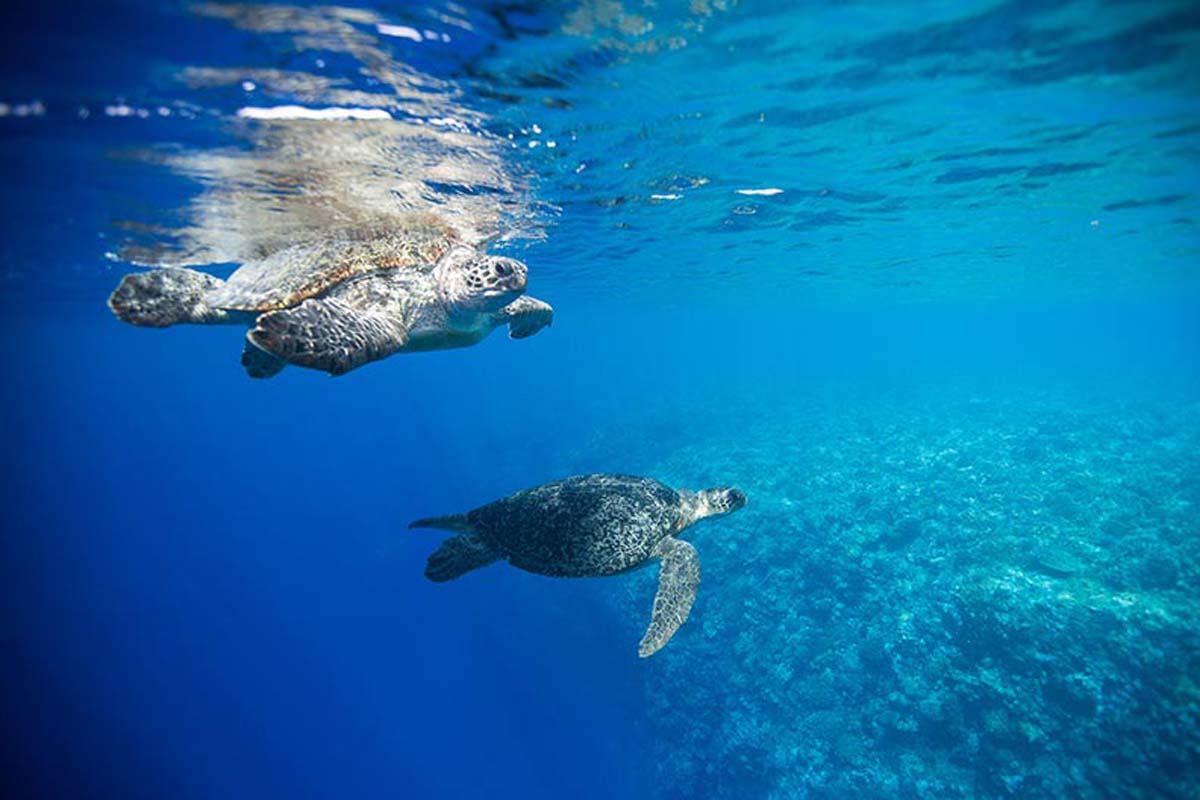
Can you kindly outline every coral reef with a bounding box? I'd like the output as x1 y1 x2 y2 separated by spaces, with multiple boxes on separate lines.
571 390 1200 798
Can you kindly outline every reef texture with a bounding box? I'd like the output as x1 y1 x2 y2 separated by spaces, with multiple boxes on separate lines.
573 390 1200 799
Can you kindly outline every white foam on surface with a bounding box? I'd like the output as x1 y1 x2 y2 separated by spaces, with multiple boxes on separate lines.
236 106 392 121
377 24 422 42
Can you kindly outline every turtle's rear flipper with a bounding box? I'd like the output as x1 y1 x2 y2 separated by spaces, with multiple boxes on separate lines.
108 269 234 327
248 298 409 376
638 537 700 658
424 534 500 582
241 340 287 379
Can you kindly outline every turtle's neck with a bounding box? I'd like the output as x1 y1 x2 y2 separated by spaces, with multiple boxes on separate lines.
678 490 716 528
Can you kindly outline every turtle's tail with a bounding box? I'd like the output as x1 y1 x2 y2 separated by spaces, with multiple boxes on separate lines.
108 268 233 327
408 513 473 534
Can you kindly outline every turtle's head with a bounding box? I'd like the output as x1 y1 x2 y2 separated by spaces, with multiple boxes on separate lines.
702 487 748 516
435 246 527 316
682 486 747 525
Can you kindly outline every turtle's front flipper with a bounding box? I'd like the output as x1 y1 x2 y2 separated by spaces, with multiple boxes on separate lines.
241 341 287 379
425 534 500 582
108 269 239 327
248 298 409 376
638 537 700 658
496 295 553 339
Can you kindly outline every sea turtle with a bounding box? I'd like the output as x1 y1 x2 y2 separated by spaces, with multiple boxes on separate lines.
107 215 553 377
410 473 748 657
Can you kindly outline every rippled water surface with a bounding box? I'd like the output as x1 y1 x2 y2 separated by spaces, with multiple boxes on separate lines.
2 2 1198 799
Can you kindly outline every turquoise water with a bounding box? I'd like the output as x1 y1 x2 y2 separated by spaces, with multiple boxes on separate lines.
2 1 1199 798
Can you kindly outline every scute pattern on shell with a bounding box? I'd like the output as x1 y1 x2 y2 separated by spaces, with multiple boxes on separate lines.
468 474 684 577
206 213 459 311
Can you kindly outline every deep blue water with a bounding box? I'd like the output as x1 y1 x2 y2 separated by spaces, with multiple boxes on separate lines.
2 2 1199 798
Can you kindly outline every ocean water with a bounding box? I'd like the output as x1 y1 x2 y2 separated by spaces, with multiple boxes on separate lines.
2 1 1199 798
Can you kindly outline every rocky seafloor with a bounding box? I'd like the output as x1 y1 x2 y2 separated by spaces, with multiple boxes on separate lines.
567 388 1200 799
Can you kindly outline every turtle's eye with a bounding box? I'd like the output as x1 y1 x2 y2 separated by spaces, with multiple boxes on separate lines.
494 261 512 277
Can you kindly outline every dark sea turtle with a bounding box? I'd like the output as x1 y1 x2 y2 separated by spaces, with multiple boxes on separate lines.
410 473 748 657
107 214 553 377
